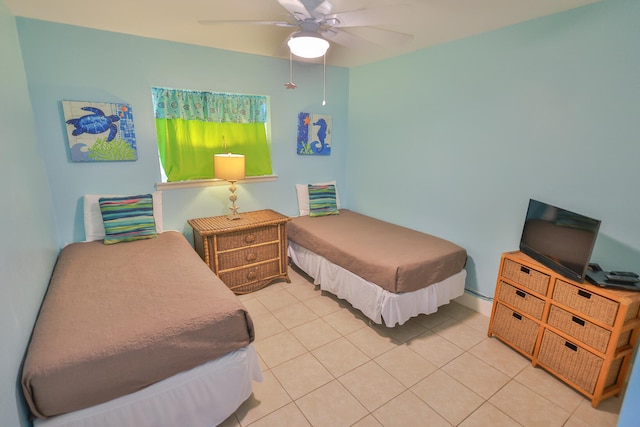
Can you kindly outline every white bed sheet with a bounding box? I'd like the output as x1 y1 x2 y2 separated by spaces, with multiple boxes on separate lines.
289 241 466 327
34 344 262 427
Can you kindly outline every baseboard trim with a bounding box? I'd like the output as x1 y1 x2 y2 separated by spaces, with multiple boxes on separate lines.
454 292 493 317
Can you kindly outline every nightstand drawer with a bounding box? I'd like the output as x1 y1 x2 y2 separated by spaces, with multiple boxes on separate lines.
219 260 281 290
497 281 545 320
491 303 539 356
553 280 619 326
502 259 550 296
217 225 279 251
218 242 279 270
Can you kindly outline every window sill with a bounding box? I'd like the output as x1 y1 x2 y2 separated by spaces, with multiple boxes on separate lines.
156 174 277 190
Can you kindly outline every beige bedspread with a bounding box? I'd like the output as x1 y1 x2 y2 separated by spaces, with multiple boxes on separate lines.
22 231 254 419
288 210 466 293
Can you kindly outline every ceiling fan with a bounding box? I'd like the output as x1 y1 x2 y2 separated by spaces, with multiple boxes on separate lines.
199 0 413 59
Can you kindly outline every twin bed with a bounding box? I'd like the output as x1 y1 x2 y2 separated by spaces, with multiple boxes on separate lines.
288 182 468 327
21 194 261 427
288 210 467 326
21 187 467 425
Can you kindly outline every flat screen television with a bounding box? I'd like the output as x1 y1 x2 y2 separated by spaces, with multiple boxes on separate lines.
519 199 601 283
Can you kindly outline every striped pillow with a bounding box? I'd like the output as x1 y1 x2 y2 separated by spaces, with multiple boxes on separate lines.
99 194 158 244
308 184 340 217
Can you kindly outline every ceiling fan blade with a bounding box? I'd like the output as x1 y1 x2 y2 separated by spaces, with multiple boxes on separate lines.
304 0 333 17
198 19 296 28
321 28 374 50
346 26 413 48
278 0 333 20
278 0 312 20
325 5 410 28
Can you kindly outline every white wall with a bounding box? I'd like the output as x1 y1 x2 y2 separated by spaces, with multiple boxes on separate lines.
0 1 58 426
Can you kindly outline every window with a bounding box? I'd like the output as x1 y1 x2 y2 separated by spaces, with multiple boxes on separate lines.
151 87 272 183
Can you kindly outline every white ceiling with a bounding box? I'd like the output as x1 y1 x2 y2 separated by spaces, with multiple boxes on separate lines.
6 0 599 67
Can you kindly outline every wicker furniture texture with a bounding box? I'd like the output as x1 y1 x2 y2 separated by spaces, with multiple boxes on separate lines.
188 210 290 294
488 251 640 407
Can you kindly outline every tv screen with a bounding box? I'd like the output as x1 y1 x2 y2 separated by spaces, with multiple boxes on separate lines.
519 199 601 282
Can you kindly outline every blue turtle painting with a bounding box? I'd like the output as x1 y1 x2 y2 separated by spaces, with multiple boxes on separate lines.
63 100 138 162
66 106 120 142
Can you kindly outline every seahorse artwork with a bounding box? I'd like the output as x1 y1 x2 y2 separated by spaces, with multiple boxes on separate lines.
63 101 138 162
297 112 332 156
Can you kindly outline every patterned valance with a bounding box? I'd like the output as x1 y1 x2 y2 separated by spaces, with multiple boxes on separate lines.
151 87 267 123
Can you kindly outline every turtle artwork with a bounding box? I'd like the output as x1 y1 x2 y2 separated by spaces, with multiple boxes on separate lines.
66 106 120 142
62 101 138 162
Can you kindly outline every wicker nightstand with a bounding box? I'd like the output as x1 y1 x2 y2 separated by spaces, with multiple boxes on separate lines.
188 209 291 294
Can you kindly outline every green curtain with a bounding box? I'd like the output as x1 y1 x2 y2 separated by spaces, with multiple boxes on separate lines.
152 87 272 182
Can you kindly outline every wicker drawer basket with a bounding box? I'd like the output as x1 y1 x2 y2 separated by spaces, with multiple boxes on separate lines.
216 225 279 251
538 329 604 394
547 305 613 353
553 280 619 326
502 259 550 296
492 303 539 356
498 281 545 320
217 242 279 270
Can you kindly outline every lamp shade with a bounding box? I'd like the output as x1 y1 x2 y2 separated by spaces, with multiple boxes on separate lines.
214 153 245 181
287 32 330 59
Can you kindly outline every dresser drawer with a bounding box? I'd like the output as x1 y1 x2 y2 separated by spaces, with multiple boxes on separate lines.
497 281 545 320
491 303 539 356
216 225 279 251
502 259 550 296
538 329 604 394
547 305 611 353
217 242 279 270
219 260 281 289
553 280 619 326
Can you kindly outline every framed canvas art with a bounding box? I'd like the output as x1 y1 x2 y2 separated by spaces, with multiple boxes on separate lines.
297 112 332 155
63 100 138 162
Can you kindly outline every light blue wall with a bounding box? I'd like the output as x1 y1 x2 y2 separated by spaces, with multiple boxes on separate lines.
0 1 58 426
348 0 640 297
16 18 349 246
6 0 640 424
348 0 640 423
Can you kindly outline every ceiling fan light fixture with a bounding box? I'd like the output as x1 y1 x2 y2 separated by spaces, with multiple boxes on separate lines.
287 32 329 59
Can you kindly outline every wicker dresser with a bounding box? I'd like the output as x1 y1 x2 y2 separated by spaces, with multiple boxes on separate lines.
488 251 640 407
188 209 290 294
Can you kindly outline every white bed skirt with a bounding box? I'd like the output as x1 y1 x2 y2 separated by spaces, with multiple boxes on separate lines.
288 241 466 327
34 344 263 427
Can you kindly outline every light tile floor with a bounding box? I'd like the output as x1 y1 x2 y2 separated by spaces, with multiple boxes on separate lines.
220 267 624 427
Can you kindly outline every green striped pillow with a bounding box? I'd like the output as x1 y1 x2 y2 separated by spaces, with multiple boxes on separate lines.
308 184 340 217
99 194 158 244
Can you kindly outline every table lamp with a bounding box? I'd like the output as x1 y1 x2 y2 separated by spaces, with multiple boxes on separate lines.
214 153 245 220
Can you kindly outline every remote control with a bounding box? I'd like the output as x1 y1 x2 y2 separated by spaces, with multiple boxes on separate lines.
609 271 639 278
605 274 640 284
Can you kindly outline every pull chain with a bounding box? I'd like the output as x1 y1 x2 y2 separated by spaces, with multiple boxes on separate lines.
322 53 327 106
285 51 297 89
